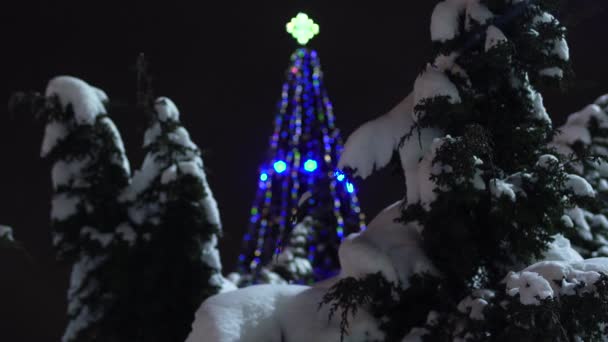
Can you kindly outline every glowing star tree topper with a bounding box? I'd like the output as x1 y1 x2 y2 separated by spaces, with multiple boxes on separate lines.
286 12 319 45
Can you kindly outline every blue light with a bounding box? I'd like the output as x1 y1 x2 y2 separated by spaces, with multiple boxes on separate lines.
273 160 287 173
303 159 318 172
335 170 345 182
260 173 268 181
346 181 354 193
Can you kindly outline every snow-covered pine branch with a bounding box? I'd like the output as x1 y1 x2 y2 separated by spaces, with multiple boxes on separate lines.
551 96 608 257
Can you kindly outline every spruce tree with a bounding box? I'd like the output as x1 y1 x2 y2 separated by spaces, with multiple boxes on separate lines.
326 1 608 340
119 97 228 341
39 76 134 342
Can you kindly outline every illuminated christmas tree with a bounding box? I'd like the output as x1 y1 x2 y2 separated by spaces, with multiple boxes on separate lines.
236 13 366 284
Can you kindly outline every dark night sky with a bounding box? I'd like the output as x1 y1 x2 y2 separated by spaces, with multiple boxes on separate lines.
1 1 606 340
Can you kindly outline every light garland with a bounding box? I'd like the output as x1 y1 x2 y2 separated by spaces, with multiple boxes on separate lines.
237 46 366 282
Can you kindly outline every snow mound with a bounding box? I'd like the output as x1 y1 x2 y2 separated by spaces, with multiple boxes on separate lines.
338 94 414 179
186 284 383 342
339 200 436 287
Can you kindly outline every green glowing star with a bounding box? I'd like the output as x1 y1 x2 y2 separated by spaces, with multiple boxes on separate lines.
286 12 319 45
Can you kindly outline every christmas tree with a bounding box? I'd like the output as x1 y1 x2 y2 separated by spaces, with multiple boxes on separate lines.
25 75 231 342
236 13 366 284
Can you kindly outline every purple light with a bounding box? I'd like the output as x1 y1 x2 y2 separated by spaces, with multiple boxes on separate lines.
273 160 287 173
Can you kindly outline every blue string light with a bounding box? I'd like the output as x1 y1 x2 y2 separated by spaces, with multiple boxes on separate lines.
273 160 287 173
303 159 318 172
260 173 268 181
346 181 355 193
334 170 345 182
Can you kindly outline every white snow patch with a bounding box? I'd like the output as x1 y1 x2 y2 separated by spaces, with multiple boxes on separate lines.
466 1 493 29
80 226 113 248
566 174 595 197
505 271 553 305
400 128 444 205
489 179 516 201
169 127 198 150
338 94 414 179
63 255 106 342
485 25 508 52
160 164 178 184
51 193 80 221
430 0 466 42
552 38 570 61
414 65 461 121
51 157 91 189
505 259 608 305
41 121 69 157
339 201 436 287
185 284 383 342
595 94 608 109
401 327 430 342
542 234 584 263
155 97 180 122
115 223 137 246
566 207 594 241
202 234 222 270
539 67 564 78
45 76 106 125
143 122 162 147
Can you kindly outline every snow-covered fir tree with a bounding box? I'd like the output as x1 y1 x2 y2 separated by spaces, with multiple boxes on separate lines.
39 76 133 342
119 97 233 341
330 0 608 340
187 1 608 341
28 76 232 342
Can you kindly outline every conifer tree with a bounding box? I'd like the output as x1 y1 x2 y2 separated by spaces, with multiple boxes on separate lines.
23 75 231 342
119 97 230 341
39 76 134 342
326 1 608 340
